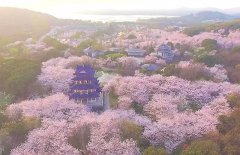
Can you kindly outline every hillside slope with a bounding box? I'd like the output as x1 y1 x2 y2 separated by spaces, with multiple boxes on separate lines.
183 19 240 36
0 7 58 48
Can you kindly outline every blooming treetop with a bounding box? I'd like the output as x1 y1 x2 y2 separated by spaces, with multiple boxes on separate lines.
38 56 97 93
7 94 149 155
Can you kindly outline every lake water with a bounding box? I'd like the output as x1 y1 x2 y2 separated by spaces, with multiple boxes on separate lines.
69 14 176 22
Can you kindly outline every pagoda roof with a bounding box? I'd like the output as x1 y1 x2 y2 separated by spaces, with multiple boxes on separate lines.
75 65 95 74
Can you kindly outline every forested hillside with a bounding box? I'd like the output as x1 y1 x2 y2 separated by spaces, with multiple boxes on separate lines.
0 7 57 48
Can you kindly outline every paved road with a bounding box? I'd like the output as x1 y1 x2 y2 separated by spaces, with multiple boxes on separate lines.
103 92 110 110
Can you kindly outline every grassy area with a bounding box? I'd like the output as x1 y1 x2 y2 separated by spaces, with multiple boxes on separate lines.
102 52 127 60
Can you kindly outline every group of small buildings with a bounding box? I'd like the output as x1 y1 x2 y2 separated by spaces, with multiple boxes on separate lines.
83 43 176 61
69 45 177 111
83 47 105 58
125 48 146 57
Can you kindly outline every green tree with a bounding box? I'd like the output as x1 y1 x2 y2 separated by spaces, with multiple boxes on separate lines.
217 109 240 134
102 53 127 60
131 102 144 114
127 34 137 39
193 47 218 67
161 64 176 77
0 92 13 110
201 39 218 51
43 36 68 50
68 124 91 153
226 93 240 108
181 140 220 155
222 127 240 155
76 39 103 51
232 46 240 53
143 146 168 155
167 42 174 49
120 120 150 151
0 117 41 155
0 58 41 99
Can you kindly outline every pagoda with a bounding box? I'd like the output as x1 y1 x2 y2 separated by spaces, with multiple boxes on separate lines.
69 65 101 104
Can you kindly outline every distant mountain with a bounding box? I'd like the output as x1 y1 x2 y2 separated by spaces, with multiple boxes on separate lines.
183 19 240 36
137 11 240 28
76 7 240 17
0 7 58 48
179 11 236 23
224 7 240 15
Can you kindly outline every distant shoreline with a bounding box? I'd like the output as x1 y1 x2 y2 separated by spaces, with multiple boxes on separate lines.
66 14 178 22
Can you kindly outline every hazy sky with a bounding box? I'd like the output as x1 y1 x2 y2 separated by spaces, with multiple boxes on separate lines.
1 0 240 18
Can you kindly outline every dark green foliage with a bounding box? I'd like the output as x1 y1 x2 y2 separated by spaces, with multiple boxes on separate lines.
178 65 212 81
6 44 30 58
43 36 68 50
201 39 218 51
147 46 155 54
0 112 8 128
222 127 240 155
183 105 240 155
0 92 13 110
187 103 202 112
0 7 57 48
120 120 150 151
102 53 127 60
177 102 202 112
175 43 193 53
167 42 174 49
232 46 240 53
71 31 86 39
0 55 4 62
217 108 240 134
109 91 119 109
216 52 240 83
0 58 41 99
193 47 219 67
0 117 41 155
68 124 91 152
226 93 240 108
143 146 168 155
217 115 237 135
181 140 220 155
131 102 144 114
127 34 137 39
161 64 176 77
183 19 240 36
196 54 219 67
183 26 205 36
75 39 103 53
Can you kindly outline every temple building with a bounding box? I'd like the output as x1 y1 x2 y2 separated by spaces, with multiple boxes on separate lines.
69 65 104 111
157 44 175 61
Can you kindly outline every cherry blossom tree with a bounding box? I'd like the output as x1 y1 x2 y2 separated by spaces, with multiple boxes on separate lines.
38 56 97 93
117 57 140 76
144 55 158 64
103 74 240 151
7 94 150 155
